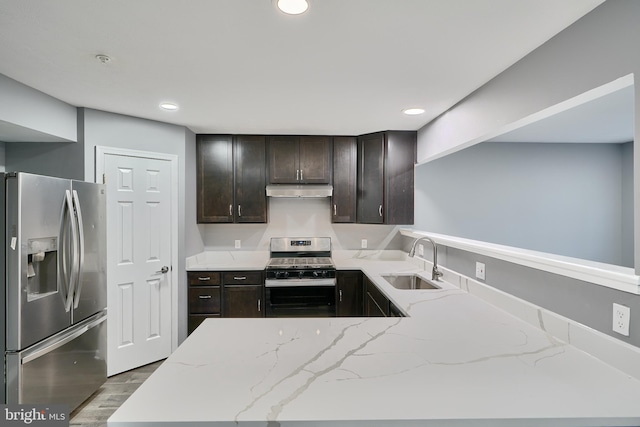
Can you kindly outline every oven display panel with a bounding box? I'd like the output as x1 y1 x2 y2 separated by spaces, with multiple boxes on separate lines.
290 240 311 247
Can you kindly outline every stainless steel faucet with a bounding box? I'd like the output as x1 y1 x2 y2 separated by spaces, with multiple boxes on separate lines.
408 237 443 281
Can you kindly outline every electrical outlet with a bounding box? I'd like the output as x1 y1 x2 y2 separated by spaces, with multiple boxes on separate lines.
235 240 241 249
361 239 368 249
612 303 630 336
417 244 424 257
475 262 486 280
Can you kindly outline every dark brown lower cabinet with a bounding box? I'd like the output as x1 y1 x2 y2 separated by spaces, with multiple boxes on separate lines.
336 270 363 316
188 271 264 335
222 271 264 318
187 272 222 334
223 285 263 317
365 276 389 317
188 270 398 333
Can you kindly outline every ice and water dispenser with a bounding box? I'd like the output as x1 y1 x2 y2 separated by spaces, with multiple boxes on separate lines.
26 237 58 301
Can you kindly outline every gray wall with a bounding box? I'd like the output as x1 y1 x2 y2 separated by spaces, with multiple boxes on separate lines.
5 139 84 180
0 73 77 142
415 141 632 267
184 128 204 256
414 0 640 349
4 108 86 180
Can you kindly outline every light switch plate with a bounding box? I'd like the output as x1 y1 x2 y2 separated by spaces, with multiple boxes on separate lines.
475 262 486 280
361 239 368 249
613 303 630 336
235 240 241 249
417 244 424 257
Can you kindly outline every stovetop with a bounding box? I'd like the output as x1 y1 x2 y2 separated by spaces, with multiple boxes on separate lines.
266 257 334 270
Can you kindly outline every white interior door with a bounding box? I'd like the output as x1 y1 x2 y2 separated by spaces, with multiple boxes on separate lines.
102 152 173 376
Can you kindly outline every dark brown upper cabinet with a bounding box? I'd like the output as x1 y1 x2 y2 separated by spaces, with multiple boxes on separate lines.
197 134 267 223
197 134 234 223
268 136 332 184
332 136 357 223
234 135 268 223
357 131 416 225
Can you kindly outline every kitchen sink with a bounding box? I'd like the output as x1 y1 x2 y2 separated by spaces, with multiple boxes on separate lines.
381 274 441 290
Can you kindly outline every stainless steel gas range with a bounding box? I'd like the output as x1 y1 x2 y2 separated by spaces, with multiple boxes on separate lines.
265 237 336 317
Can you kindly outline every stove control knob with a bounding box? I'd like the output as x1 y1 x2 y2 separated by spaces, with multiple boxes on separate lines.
313 271 319 278
298 271 305 279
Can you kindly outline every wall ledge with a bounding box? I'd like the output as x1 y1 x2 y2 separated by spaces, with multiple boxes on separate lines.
400 228 640 295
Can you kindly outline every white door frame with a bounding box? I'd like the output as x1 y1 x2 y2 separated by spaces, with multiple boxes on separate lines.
95 145 179 353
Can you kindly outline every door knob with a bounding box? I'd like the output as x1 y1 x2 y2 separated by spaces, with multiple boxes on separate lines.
156 266 169 274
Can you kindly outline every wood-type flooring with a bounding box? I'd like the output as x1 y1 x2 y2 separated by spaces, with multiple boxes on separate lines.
70 360 164 427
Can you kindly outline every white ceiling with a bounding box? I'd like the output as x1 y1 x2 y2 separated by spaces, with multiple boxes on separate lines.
0 0 605 136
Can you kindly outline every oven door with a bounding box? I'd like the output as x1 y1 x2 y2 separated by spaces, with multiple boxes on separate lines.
265 279 336 317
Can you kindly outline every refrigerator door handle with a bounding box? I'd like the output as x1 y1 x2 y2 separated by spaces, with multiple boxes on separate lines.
72 190 85 309
58 191 71 309
59 190 79 313
21 313 106 364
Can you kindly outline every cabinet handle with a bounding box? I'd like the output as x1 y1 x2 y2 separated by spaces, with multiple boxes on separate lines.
198 295 212 299
300 169 303 181
378 204 383 217
339 289 343 302
334 204 337 216
233 276 247 281
229 204 233 216
296 169 300 181
238 205 242 217
198 276 211 281
257 298 261 312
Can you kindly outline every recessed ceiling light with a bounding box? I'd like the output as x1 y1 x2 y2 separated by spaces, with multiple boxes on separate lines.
402 108 425 116
160 102 179 111
277 0 309 15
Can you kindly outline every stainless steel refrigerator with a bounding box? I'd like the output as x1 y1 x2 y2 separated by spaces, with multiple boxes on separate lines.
1 172 107 411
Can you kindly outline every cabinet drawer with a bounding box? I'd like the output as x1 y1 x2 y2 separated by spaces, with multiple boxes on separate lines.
223 271 262 285
189 286 221 314
188 272 221 286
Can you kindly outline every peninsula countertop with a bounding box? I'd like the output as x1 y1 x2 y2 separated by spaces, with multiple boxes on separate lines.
110 251 640 426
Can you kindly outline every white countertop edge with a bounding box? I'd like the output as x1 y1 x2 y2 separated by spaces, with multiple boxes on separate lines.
400 229 640 295
107 417 640 427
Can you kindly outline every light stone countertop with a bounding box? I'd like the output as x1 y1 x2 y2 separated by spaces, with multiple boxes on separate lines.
110 251 640 426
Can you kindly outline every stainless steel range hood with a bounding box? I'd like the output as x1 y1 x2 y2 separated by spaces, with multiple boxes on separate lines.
266 184 333 198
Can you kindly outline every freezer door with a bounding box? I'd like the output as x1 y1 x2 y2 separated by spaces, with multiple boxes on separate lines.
70 180 107 323
5 312 107 411
6 173 73 351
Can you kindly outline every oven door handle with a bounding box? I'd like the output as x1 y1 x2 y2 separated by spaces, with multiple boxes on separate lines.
265 278 336 287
